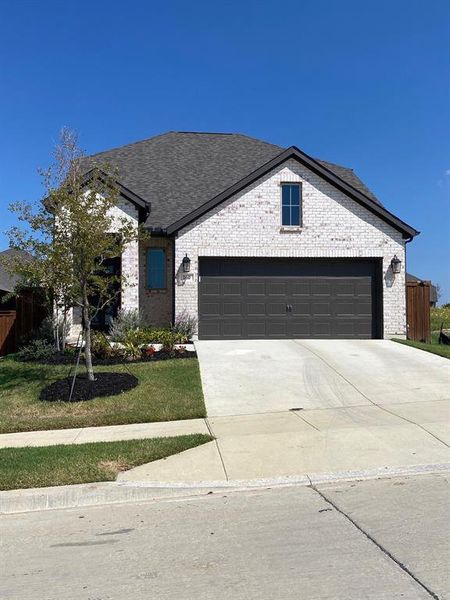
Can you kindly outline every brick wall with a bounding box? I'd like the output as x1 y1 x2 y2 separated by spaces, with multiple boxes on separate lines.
175 159 407 338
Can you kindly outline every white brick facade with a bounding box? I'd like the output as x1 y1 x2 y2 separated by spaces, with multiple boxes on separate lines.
174 159 407 338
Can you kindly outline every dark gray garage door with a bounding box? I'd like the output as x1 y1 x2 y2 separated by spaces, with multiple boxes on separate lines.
198 258 382 340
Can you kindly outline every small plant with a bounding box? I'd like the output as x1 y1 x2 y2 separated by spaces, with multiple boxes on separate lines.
158 330 179 353
17 339 55 362
109 309 141 342
172 310 197 341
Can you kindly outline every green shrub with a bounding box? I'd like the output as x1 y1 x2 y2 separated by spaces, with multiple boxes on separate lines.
431 306 450 331
109 309 141 342
91 331 123 359
16 339 55 362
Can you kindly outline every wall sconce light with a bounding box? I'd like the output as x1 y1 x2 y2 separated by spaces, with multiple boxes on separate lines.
391 255 402 274
182 254 191 273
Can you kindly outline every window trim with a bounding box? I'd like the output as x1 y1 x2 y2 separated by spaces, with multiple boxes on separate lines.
280 182 302 228
146 247 167 290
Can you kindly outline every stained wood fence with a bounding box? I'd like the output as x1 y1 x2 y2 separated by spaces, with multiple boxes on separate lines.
0 292 47 356
406 281 431 343
0 311 17 356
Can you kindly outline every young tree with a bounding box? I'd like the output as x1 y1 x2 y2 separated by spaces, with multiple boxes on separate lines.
7 128 143 380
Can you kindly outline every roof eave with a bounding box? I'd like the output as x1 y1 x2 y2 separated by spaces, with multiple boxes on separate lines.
81 168 151 221
165 146 419 239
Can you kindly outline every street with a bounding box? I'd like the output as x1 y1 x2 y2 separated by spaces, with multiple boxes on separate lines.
1 473 448 599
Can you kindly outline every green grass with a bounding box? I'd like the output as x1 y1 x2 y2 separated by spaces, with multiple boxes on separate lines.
392 337 450 359
0 357 206 434
0 434 212 490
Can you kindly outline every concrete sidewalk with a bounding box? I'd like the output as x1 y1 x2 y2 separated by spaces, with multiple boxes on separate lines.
2 399 449 489
118 399 450 484
0 419 210 449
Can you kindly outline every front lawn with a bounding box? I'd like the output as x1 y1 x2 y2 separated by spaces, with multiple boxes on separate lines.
0 434 211 490
392 338 450 359
0 356 206 434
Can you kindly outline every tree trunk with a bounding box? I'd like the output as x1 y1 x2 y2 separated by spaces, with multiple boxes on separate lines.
81 288 95 381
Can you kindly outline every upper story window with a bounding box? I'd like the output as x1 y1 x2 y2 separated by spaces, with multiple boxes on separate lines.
281 183 302 227
147 248 166 289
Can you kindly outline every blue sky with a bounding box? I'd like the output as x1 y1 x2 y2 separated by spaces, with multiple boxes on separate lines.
1 0 449 301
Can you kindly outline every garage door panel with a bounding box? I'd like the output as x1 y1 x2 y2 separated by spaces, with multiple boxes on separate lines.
198 259 379 340
221 322 244 338
290 321 312 337
311 282 331 296
246 302 266 316
312 302 331 316
223 282 242 296
201 302 221 317
267 321 288 337
291 302 311 316
246 322 267 337
267 302 287 316
291 282 311 296
312 322 333 337
202 282 221 296
223 302 242 316
246 281 266 296
267 282 288 296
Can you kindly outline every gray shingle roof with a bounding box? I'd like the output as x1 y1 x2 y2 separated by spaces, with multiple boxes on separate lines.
82 131 381 230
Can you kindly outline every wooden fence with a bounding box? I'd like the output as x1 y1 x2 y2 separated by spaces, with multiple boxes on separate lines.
406 281 431 343
0 311 17 356
0 292 47 356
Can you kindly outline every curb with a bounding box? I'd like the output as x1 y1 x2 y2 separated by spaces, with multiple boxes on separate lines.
2 463 450 515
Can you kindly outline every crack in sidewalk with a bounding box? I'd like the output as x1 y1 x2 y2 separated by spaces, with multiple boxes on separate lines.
204 418 229 481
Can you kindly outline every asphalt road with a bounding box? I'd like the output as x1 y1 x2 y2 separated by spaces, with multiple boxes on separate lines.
1 474 448 599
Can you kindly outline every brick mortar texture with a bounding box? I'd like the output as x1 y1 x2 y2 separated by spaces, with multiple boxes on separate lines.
175 159 407 338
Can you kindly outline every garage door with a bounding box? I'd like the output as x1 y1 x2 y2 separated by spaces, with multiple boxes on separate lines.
198 258 381 340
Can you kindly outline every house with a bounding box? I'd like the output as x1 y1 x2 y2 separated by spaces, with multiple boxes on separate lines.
406 273 438 307
70 131 419 340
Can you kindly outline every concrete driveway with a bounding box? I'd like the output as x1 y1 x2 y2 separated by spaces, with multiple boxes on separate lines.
195 339 450 416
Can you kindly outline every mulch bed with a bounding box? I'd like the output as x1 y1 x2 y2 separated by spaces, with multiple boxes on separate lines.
25 349 197 366
40 372 139 402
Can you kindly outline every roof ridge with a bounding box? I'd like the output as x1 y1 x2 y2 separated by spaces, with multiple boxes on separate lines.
86 131 174 159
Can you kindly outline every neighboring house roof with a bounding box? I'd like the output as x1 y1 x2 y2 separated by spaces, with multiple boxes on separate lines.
80 131 417 237
406 273 438 303
0 249 30 293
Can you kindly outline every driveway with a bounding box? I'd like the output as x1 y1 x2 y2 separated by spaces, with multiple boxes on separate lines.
195 339 450 416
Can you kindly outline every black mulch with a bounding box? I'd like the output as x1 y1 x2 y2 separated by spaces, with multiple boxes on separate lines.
40 372 139 402
26 349 197 366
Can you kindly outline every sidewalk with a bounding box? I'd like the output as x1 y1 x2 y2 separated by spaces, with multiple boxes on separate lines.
0 418 210 448
118 400 450 484
2 399 449 486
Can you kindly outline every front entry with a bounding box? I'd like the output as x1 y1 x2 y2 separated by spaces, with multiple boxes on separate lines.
198 258 382 340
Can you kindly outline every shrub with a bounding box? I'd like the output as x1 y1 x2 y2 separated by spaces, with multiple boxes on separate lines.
109 309 141 342
431 306 450 332
157 330 179 352
172 310 197 341
17 339 55 362
91 331 124 359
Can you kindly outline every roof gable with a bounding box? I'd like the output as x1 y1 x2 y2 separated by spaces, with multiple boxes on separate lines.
166 146 419 239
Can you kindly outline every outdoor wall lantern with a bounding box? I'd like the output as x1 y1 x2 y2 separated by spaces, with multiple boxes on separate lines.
390 255 402 274
182 254 191 273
